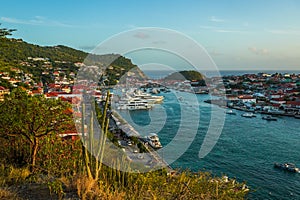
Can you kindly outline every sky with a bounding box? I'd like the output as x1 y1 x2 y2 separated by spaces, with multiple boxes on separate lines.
1 0 300 71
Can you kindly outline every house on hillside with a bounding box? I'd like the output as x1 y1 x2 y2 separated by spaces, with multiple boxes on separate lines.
238 95 256 104
0 86 10 101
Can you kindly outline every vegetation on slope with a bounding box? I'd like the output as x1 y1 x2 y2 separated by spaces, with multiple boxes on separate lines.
165 70 205 81
0 24 145 85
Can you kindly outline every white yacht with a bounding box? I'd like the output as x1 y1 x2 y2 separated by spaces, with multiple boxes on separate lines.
116 96 152 110
113 89 162 110
146 133 162 149
132 90 164 104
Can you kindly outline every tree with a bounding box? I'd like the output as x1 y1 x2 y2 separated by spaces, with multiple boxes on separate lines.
0 88 72 170
0 23 16 38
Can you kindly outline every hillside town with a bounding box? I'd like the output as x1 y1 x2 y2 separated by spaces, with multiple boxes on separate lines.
0 56 300 119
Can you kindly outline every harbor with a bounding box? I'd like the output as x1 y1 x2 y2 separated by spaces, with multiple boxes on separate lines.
112 90 300 199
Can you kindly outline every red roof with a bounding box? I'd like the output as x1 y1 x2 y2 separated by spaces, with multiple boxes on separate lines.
238 95 255 99
286 101 300 106
45 93 58 97
271 98 285 101
31 90 42 94
63 107 74 114
60 96 72 103
271 104 281 107
48 83 56 88
0 86 8 90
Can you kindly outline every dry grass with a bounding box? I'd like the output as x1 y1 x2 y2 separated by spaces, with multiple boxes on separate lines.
0 187 21 200
0 164 30 186
75 175 125 200
8 167 30 183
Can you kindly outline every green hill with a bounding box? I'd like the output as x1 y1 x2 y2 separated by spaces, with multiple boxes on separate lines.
165 70 206 81
0 38 86 68
0 37 145 85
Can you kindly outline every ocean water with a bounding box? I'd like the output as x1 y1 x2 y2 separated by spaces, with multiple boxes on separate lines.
143 70 300 79
117 91 300 200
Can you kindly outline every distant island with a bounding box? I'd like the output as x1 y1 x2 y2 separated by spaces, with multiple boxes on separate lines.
165 70 205 81
163 70 207 88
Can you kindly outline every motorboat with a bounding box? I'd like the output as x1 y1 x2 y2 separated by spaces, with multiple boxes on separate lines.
274 163 300 173
262 116 277 121
241 113 256 118
225 110 236 115
146 133 162 149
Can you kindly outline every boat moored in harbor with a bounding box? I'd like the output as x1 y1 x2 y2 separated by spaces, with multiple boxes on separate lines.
146 133 162 149
294 113 300 119
225 110 237 115
241 113 256 118
132 90 164 104
262 116 278 121
116 97 153 110
274 163 300 173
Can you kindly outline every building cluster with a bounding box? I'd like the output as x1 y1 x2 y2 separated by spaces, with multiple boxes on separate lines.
220 73 300 115
1 57 300 117
0 57 82 101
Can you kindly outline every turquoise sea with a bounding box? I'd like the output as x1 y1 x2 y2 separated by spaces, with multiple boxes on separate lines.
143 70 300 78
117 91 300 200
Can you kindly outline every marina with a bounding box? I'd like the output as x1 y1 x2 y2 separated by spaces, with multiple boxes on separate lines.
116 90 300 199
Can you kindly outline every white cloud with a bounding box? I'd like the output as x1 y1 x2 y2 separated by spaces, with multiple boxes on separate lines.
215 29 245 33
1 17 31 25
210 16 225 23
1 16 74 28
248 47 269 55
199 25 218 30
267 29 300 35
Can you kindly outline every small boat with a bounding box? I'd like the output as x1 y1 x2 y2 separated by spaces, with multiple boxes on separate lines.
274 163 300 173
225 110 236 115
294 113 300 119
146 133 162 149
151 88 160 94
241 113 256 118
262 116 277 121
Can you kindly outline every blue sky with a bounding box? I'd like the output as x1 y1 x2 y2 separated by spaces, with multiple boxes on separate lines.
1 0 300 70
